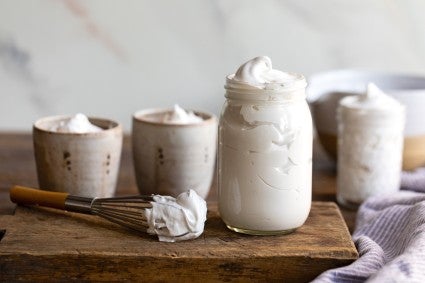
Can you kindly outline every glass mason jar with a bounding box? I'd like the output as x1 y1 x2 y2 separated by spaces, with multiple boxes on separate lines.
337 98 405 209
218 75 313 235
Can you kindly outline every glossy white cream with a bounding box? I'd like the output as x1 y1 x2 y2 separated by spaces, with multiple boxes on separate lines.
144 190 207 242
337 83 405 207
50 113 102 133
219 56 312 234
162 104 203 124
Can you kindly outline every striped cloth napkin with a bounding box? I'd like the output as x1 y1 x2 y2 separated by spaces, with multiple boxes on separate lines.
313 169 425 283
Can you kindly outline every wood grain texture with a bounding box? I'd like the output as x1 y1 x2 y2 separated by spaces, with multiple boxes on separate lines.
0 202 357 282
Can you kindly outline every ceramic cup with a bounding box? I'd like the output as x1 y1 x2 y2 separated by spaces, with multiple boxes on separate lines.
132 108 217 199
33 115 123 197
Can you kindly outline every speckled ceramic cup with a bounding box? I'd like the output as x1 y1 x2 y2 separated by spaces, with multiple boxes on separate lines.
132 108 217 199
33 115 123 197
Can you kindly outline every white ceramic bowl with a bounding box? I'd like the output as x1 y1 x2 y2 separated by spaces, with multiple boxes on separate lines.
308 70 425 170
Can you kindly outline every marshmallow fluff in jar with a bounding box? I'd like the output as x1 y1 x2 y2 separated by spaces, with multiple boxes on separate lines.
337 83 405 209
218 56 313 235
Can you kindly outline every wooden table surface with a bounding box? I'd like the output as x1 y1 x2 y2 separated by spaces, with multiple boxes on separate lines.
0 132 357 231
0 133 359 282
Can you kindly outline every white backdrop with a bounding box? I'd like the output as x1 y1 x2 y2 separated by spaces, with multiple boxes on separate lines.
1 0 425 131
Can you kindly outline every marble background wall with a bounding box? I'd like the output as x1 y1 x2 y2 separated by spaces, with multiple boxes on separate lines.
1 0 425 131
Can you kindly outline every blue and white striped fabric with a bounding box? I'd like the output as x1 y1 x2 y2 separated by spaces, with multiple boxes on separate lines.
313 170 425 283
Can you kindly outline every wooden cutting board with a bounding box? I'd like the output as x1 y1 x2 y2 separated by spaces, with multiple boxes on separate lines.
0 202 357 282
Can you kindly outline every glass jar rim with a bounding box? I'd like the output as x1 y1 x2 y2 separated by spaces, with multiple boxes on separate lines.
224 75 307 102
225 73 306 92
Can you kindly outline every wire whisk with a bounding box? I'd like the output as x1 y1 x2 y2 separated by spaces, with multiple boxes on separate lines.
9 186 168 235
83 195 153 233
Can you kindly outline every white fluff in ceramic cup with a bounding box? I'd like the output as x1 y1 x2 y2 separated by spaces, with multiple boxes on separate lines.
132 105 217 199
33 114 123 197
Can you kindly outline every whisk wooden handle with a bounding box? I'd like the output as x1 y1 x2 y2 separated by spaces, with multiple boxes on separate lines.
10 185 69 210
